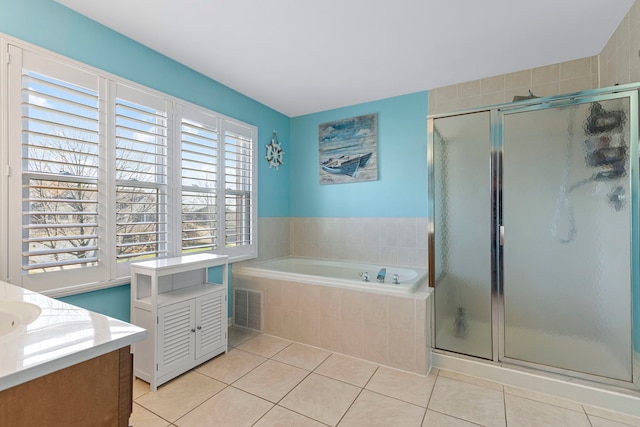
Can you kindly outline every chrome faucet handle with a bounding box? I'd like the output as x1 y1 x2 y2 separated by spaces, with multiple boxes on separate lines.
361 272 370 282
392 274 400 284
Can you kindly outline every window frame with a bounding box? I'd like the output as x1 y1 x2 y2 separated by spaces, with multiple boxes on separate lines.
1 36 258 296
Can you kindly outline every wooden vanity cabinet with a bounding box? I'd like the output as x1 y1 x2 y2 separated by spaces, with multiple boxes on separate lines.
0 346 133 427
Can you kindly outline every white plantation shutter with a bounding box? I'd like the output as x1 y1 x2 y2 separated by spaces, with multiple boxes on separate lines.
6 45 108 291
5 40 258 294
21 70 100 271
223 120 256 254
115 85 168 262
180 106 219 253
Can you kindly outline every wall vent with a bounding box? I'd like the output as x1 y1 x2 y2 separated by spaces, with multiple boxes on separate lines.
233 288 263 332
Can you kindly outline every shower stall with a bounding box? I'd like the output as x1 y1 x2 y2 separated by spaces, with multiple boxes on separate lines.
428 85 640 389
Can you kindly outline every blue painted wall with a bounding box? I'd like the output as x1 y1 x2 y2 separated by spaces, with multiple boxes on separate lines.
289 92 428 217
58 285 131 322
1 0 290 318
57 265 233 322
0 0 290 219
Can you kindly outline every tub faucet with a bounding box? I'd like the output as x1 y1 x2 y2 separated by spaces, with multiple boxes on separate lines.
362 272 370 282
392 274 400 285
377 268 386 283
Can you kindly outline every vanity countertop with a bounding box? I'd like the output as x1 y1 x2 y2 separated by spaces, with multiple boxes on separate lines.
0 280 146 391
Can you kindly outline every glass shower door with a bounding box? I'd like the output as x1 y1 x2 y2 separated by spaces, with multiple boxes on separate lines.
501 95 634 381
431 111 493 359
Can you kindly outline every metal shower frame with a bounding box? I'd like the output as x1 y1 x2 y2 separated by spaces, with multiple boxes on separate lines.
427 83 640 389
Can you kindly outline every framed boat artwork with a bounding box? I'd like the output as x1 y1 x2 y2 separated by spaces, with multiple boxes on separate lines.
319 113 378 184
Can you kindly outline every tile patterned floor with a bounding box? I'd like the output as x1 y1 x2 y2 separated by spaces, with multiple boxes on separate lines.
130 327 640 427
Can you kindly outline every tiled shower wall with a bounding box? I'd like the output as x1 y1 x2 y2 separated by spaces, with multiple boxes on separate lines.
429 0 640 116
428 56 599 116
255 217 428 268
600 0 640 87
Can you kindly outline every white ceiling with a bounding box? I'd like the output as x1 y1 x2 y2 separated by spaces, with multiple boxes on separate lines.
56 0 634 117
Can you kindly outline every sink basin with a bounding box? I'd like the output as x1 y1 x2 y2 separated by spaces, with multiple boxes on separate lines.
0 300 42 336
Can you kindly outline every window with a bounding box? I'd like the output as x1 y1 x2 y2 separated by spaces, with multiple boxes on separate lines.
223 121 255 253
3 40 257 295
21 70 100 273
179 105 219 253
115 86 169 262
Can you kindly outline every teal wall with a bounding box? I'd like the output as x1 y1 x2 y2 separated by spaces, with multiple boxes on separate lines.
0 0 291 316
0 0 290 219
57 265 232 322
58 285 131 322
2 0 429 317
290 92 429 217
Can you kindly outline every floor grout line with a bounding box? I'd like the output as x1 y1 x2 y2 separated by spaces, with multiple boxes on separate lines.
133 327 640 427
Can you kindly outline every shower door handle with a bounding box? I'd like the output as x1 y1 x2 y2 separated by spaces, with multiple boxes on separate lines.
499 225 504 246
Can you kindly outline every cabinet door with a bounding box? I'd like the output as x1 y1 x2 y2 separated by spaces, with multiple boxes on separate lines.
157 300 195 375
195 290 226 359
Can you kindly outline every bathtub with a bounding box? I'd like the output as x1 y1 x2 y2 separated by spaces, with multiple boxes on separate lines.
236 256 428 295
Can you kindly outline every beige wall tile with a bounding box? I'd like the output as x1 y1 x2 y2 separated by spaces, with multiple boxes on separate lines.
428 90 437 113
560 57 592 80
341 289 364 323
480 91 505 107
532 63 560 85
481 75 505 94
458 80 480 98
631 63 640 82
364 293 388 326
617 15 630 50
363 322 389 364
340 318 364 357
438 84 459 100
317 313 342 352
379 245 398 266
264 279 282 307
280 309 301 341
505 69 531 90
437 98 465 114
590 55 599 77
397 246 427 267
389 297 415 329
318 286 341 317
264 302 283 335
389 326 415 370
457 95 481 110
530 81 560 98
297 311 320 346
299 284 321 314
280 281 302 310
560 75 594 93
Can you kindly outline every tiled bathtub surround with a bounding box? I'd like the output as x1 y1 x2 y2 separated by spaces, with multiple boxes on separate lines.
232 272 431 374
290 217 428 268
257 217 291 262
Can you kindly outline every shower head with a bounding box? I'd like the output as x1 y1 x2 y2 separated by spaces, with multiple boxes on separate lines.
512 90 538 102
